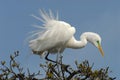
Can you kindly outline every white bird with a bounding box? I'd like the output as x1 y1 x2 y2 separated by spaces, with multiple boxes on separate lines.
29 10 104 58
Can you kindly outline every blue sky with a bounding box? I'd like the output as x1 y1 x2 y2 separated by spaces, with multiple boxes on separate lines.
0 0 120 79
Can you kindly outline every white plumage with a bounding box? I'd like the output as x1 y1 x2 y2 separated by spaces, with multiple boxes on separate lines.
29 10 104 56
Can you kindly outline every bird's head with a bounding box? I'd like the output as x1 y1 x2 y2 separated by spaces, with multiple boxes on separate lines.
84 32 104 57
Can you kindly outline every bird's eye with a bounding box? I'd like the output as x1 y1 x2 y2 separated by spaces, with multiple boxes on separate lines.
96 41 99 44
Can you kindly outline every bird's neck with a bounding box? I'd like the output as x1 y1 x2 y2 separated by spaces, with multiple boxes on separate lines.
66 36 87 49
66 32 96 49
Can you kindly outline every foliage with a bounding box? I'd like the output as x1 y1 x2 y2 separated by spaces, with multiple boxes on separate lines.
0 51 40 80
0 51 116 80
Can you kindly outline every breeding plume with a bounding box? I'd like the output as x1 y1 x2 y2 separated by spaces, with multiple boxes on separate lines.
29 10 104 57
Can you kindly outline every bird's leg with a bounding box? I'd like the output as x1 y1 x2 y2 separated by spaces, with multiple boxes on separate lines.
45 52 72 76
45 52 58 64
56 52 61 75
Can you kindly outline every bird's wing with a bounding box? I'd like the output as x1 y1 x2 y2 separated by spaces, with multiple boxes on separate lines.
29 21 75 54
29 10 76 54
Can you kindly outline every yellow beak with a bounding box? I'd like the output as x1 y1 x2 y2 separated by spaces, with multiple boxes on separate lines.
98 44 104 57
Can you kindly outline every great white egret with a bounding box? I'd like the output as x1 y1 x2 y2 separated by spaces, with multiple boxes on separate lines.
29 10 104 59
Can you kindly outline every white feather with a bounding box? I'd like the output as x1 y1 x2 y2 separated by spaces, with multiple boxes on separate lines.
29 10 104 57
29 10 75 55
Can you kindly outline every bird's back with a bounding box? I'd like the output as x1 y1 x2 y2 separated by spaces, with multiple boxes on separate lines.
29 10 75 55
